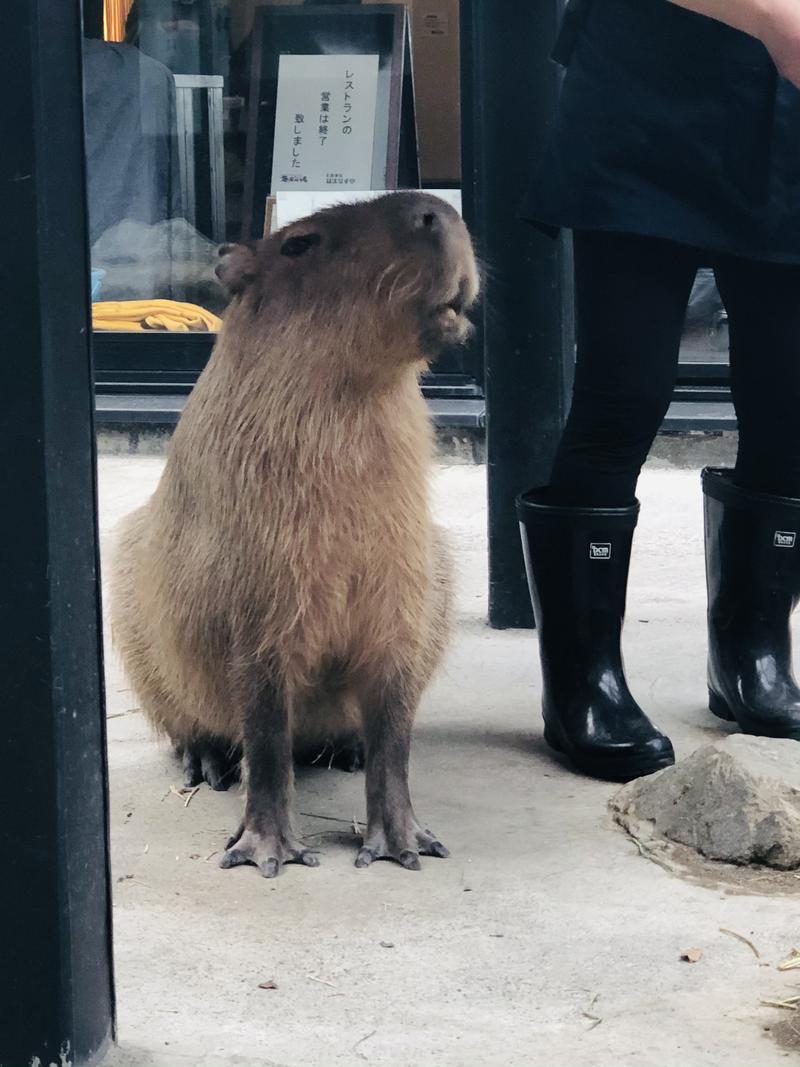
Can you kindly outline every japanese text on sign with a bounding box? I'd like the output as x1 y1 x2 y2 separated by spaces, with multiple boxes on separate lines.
270 54 380 193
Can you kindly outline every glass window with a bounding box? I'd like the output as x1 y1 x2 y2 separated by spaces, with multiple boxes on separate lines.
83 0 463 337
681 268 730 368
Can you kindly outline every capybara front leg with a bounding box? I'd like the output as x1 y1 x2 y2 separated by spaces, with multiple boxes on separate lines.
219 681 319 878
355 685 449 871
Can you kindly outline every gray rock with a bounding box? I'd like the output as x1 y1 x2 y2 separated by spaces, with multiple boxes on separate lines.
611 735 800 869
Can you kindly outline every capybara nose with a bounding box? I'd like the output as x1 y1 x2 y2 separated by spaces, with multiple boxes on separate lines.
411 207 439 231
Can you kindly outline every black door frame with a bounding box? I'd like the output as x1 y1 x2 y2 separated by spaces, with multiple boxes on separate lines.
462 0 575 628
1 0 115 1063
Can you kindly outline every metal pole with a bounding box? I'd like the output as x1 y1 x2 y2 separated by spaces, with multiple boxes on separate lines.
0 0 115 1063
462 0 574 629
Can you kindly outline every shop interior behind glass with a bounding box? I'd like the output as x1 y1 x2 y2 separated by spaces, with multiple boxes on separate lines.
83 0 462 332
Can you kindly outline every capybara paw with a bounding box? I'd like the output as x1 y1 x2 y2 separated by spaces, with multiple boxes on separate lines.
181 743 240 792
219 824 320 878
182 751 204 789
331 741 365 773
355 825 449 871
200 751 240 791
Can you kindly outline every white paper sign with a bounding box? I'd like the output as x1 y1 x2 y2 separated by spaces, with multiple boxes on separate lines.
270 54 380 194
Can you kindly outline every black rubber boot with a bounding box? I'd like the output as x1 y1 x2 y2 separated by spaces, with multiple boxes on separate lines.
703 467 800 739
517 490 675 782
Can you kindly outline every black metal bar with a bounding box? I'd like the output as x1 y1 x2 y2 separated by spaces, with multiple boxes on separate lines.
463 0 574 628
82 0 104 39
458 0 487 403
92 331 481 395
676 360 732 381
0 0 115 1062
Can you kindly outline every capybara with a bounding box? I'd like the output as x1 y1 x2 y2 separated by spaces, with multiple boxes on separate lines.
110 192 479 877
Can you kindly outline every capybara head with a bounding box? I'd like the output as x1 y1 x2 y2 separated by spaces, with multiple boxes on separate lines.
216 193 480 365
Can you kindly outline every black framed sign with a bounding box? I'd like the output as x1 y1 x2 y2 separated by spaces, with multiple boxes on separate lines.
242 3 419 239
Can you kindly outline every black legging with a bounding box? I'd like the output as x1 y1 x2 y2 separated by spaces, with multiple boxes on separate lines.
548 231 800 507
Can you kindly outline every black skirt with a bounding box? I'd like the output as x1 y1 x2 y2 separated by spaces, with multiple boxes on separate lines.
522 0 800 263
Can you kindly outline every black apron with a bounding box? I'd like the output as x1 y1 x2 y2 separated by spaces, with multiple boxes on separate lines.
522 0 800 263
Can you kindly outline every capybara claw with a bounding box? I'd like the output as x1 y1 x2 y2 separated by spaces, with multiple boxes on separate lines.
426 840 450 859
259 858 280 879
355 825 449 870
219 826 320 877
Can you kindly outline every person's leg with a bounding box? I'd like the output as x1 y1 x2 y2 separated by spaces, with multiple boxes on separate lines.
518 231 699 780
714 257 800 496
701 256 800 739
548 231 700 506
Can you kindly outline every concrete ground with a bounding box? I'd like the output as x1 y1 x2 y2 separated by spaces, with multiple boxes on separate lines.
98 456 799 1067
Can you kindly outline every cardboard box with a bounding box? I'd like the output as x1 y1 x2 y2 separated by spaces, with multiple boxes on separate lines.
404 0 461 185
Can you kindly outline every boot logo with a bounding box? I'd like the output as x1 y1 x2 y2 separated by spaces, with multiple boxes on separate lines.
774 531 797 549
589 542 612 560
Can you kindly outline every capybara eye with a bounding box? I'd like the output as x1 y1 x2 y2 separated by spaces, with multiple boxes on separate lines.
280 232 322 258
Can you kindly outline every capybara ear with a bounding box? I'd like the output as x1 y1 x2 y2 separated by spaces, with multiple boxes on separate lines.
215 242 259 294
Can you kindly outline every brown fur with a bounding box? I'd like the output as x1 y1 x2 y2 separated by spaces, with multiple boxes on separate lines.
110 192 479 875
